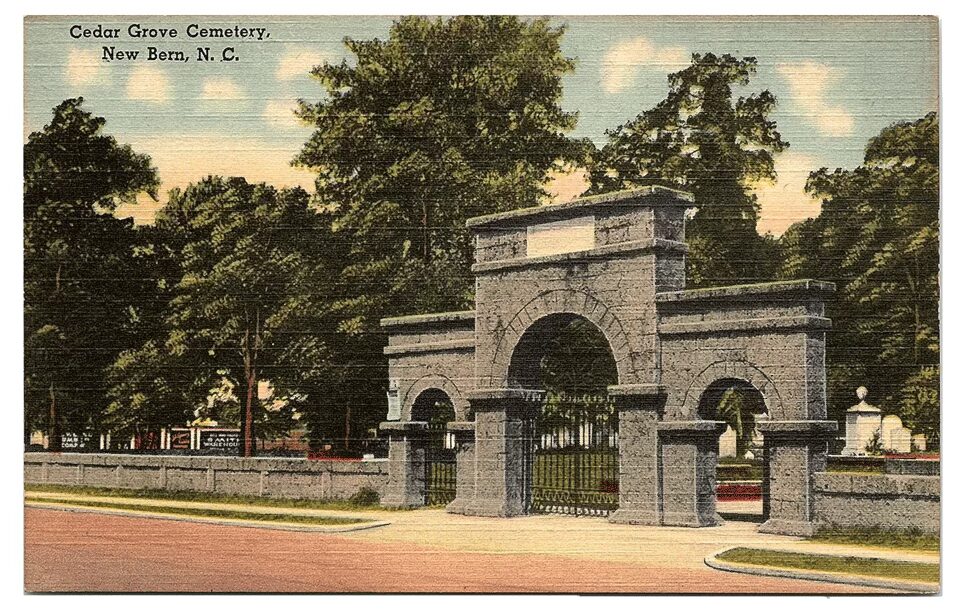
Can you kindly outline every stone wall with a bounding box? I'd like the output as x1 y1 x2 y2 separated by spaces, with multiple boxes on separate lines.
24 453 388 501
813 472 940 534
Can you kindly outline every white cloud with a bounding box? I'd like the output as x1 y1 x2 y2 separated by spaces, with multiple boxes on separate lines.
263 100 306 130
66 49 106 87
201 77 242 100
276 48 329 81
126 66 170 103
116 135 316 224
601 38 688 94
777 61 854 137
753 151 822 236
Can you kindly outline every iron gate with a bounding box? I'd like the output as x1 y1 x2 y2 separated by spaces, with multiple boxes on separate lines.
424 416 457 505
530 394 619 516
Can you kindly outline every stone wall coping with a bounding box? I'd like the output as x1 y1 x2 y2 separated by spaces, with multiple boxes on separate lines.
657 420 728 433
472 238 686 274
607 383 665 399
466 388 546 403
383 338 476 356
659 315 832 336
757 420 838 434
23 452 387 473
814 471 940 498
465 186 694 230
378 421 429 433
656 279 836 303
884 458 940 476
380 310 475 329
446 421 476 432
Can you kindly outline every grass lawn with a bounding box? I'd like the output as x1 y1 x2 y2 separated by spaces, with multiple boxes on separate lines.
715 548 939 584
24 483 383 511
26 495 367 526
810 527 940 553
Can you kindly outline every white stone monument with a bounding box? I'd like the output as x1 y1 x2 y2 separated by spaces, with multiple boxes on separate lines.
751 413 767 448
719 425 738 458
841 386 883 456
880 414 913 453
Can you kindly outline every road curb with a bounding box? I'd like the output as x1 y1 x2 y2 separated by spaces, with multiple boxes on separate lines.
704 549 939 594
25 502 391 534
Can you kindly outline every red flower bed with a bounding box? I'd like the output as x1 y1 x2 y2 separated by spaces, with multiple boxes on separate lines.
307 451 364 461
717 482 762 502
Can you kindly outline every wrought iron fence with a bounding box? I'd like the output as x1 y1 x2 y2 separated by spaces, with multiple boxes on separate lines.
424 416 457 505
530 394 619 516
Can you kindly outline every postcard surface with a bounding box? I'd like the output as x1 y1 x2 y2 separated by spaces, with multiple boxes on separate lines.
23 15 940 594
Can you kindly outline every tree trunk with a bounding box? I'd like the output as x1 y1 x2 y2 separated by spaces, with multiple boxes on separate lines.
47 383 61 452
243 366 256 458
344 404 351 454
422 201 431 263
240 307 262 458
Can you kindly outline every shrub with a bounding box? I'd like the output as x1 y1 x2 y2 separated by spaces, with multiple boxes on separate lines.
348 487 380 506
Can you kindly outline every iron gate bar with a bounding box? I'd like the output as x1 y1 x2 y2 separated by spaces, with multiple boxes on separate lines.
424 416 457 506
530 394 619 517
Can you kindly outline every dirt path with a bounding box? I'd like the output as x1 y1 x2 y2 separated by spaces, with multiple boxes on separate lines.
25 508 876 593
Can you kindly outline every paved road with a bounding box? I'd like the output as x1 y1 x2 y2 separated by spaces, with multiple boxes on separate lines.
24 507 876 593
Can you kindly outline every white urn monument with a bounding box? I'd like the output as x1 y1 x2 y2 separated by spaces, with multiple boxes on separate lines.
841 386 883 456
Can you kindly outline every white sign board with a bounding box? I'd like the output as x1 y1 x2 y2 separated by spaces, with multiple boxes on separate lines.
526 216 596 258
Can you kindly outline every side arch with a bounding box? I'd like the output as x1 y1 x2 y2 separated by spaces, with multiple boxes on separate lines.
402 374 469 421
486 288 637 388
681 360 785 420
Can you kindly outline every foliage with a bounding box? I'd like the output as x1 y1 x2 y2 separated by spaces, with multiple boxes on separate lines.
294 16 580 445
588 53 787 287
24 98 160 447
538 317 619 396
196 377 302 441
899 366 939 450
154 177 328 456
780 113 939 439
347 487 381 507
103 341 190 440
864 429 884 456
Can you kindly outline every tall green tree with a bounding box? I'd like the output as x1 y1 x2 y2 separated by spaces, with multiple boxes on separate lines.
294 16 580 444
156 176 325 456
781 113 939 445
588 53 786 287
24 98 159 449
102 220 187 446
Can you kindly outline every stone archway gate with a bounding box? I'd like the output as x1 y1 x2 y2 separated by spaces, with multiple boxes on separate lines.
378 187 836 536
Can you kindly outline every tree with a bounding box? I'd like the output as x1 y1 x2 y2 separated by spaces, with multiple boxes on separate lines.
157 176 324 456
715 388 761 457
588 53 787 287
24 98 159 449
780 113 939 443
102 220 188 446
294 16 580 444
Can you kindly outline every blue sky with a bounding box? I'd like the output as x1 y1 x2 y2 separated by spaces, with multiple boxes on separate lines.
24 15 939 234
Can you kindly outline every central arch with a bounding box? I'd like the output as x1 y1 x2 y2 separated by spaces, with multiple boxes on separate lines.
487 289 636 389
507 313 621 516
